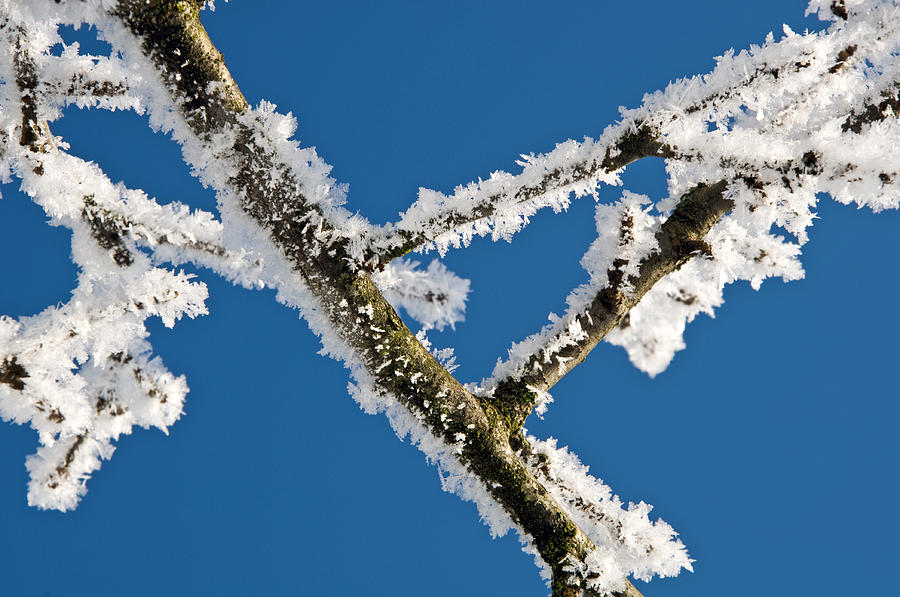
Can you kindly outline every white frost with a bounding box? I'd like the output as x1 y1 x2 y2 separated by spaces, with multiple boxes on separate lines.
2 2 900 592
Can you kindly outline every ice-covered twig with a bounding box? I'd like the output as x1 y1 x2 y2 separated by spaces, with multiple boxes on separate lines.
0 15 205 510
483 181 731 428
365 124 670 265
360 3 887 266
0 256 205 510
63 151 268 281
516 434 692 593
483 2 900 415
38 48 135 111
18 345 189 511
372 259 470 331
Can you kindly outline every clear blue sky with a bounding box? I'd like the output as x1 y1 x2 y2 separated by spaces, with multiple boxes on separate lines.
1 2 898 596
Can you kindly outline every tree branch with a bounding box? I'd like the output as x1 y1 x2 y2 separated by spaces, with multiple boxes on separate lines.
101 2 651 592
484 24 900 423
89 2 752 591
360 22 850 267
41 71 129 101
842 81 900 133
488 181 732 429
8 0 898 591
11 24 41 152
365 126 672 266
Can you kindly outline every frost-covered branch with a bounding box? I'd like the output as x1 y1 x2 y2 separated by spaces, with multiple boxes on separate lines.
365 124 670 264
372 259 470 331
0 6 206 510
11 22 41 151
70 157 267 282
3 1 899 595
367 0 900 272
37 49 135 111
57 2 662 593
515 434 691 594
483 181 732 429
482 0 900 420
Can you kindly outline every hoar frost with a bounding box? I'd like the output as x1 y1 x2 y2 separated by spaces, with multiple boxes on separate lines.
1 0 899 594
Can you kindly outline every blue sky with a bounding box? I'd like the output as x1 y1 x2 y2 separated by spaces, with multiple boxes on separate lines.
1 1 898 596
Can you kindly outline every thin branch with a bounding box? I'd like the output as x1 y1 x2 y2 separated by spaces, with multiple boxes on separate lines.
361 24 851 266
80 191 229 260
41 71 129 100
486 30 900 422
82 194 136 266
0 356 28 391
365 125 671 266
842 81 900 133
489 181 732 428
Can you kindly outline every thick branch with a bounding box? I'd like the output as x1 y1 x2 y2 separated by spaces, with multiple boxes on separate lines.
110 0 248 131
105 2 644 592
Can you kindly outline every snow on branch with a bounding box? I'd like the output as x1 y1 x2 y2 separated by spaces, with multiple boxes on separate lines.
2 1 900 595
484 182 733 403
6 141 209 510
63 6 661 592
520 435 692 592
0 265 205 509
365 123 668 265
0 179 207 510
37 44 137 112
0 10 210 509
366 0 900 273
481 1 900 408
372 259 470 331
